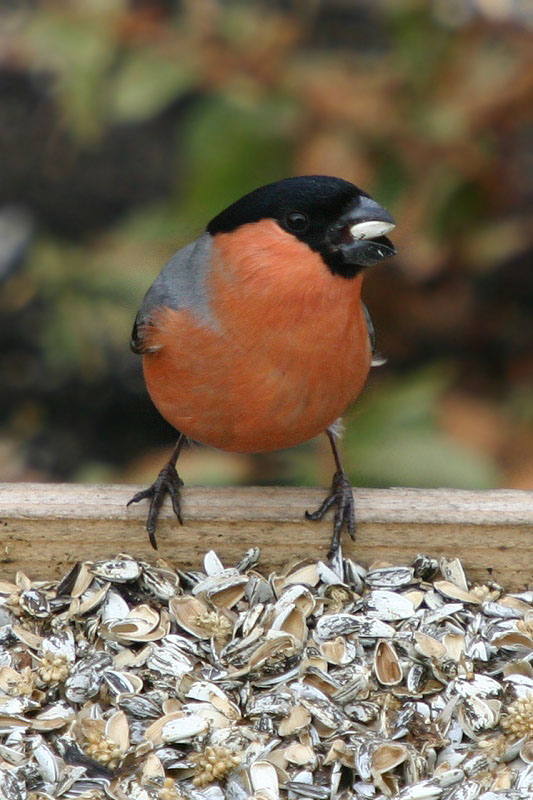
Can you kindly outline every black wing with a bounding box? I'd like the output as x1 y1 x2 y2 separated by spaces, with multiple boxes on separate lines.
362 302 376 356
363 302 387 366
130 314 145 354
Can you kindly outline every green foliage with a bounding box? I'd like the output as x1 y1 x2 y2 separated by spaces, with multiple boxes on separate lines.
24 8 116 137
178 96 293 227
344 369 500 489
109 50 195 123
23 237 137 374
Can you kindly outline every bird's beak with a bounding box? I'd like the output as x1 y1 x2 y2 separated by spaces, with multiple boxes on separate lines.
327 195 397 269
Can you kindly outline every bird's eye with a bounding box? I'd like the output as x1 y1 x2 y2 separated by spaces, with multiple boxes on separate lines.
285 211 309 232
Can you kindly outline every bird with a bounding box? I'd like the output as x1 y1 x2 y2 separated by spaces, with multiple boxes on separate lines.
128 175 397 557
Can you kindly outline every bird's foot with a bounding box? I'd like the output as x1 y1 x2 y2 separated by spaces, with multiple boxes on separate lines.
305 470 356 560
127 462 184 550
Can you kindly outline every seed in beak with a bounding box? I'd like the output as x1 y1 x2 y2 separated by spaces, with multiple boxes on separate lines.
349 220 396 240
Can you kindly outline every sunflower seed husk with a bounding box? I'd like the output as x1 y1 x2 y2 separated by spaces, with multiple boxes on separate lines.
0 546 531 798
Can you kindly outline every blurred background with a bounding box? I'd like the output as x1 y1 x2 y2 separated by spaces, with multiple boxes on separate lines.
0 0 531 493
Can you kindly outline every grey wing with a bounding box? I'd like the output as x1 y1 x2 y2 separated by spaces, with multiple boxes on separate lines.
130 233 214 355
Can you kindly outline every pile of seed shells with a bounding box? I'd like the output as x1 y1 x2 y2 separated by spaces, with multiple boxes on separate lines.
0 547 532 800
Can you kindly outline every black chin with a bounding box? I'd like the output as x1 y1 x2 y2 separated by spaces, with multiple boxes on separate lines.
320 235 397 278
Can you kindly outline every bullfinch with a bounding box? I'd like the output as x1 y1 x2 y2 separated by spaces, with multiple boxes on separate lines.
129 175 396 557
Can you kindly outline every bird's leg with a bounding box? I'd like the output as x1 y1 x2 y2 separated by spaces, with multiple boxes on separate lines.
305 428 356 559
127 434 186 550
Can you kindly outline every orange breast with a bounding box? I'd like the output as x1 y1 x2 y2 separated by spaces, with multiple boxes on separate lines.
141 220 371 452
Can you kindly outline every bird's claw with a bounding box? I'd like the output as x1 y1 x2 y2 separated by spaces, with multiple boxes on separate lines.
127 463 184 550
305 470 356 560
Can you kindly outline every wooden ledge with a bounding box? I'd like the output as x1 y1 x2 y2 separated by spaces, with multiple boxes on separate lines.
0 483 532 588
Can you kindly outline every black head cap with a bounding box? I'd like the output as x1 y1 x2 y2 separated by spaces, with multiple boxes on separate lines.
206 175 396 278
